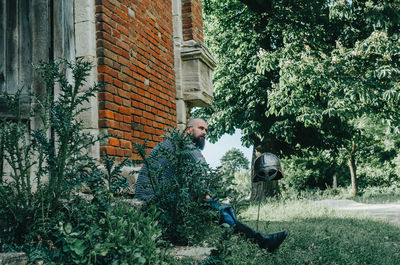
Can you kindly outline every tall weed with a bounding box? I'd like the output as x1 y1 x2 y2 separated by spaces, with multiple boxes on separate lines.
0 60 166 264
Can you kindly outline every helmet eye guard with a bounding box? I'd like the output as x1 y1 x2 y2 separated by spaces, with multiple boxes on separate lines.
252 153 283 183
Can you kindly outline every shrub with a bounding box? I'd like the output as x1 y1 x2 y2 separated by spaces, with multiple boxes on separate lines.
134 130 224 246
0 60 167 264
0 59 101 245
280 150 348 192
56 202 165 265
231 171 251 200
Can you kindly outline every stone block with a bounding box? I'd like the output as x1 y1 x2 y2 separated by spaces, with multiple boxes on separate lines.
81 129 100 159
172 0 182 16
0 253 28 265
168 246 214 264
173 14 183 40
75 0 95 23
79 94 99 129
75 21 96 57
181 40 216 107
176 99 187 126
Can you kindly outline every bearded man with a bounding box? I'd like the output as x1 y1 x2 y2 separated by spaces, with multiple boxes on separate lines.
134 118 287 252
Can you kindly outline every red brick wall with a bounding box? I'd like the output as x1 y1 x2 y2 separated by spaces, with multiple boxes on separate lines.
96 0 176 161
182 0 204 42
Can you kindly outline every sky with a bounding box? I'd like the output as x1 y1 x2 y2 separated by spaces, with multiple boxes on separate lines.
201 129 253 168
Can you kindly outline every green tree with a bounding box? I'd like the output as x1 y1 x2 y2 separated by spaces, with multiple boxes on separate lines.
200 0 400 197
220 148 250 176
218 148 252 202
352 115 400 187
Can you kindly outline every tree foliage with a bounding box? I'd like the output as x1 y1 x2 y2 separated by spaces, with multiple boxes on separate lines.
220 148 250 176
199 0 400 195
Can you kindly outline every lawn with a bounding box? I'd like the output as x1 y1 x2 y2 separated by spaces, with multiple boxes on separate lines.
192 197 400 265
352 186 400 204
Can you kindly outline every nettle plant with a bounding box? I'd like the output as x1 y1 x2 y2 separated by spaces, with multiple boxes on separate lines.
134 130 229 246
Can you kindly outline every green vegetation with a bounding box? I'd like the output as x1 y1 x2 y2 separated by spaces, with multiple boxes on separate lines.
0 60 168 264
352 185 400 204
0 61 237 264
219 148 249 176
2 0 400 262
198 0 400 198
200 196 400 265
133 131 223 246
219 148 251 201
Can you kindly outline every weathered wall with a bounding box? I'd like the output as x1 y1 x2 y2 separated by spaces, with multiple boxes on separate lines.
96 0 177 160
174 0 215 130
0 0 214 165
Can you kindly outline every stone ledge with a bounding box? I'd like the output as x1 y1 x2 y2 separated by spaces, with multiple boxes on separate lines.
181 40 216 107
168 246 214 264
0 253 28 265
0 246 213 265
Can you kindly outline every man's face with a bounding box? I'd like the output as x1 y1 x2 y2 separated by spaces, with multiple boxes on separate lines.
187 120 208 150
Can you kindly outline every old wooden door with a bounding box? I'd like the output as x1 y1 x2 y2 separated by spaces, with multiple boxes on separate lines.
0 0 75 116
0 0 34 115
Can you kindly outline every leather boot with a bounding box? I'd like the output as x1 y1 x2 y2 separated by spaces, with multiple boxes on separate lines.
233 221 288 252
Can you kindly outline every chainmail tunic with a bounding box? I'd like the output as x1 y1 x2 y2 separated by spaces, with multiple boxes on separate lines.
134 139 207 200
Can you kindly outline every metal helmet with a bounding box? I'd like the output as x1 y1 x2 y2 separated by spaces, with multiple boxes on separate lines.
252 153 284 183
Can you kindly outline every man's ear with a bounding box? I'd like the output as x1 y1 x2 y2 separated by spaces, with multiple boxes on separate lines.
184 127 192 135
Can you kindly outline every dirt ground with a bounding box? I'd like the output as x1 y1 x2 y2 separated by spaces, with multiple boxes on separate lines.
315 199 400 226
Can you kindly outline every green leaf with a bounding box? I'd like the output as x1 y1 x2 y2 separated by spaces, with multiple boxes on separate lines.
71 239 86 256
64 222 73 234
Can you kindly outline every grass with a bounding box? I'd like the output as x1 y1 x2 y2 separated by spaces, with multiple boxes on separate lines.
280 185 400 204
353 185 400 204
190 196 400 265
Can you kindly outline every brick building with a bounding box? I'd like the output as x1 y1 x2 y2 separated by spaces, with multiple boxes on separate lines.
0 0 216 167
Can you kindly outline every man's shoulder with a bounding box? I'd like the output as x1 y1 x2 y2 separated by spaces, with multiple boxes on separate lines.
152 138 206 163
190 148 207 164
154 138 174 150
147 139 174 158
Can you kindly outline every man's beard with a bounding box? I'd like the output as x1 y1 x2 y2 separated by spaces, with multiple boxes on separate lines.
192 136 205 150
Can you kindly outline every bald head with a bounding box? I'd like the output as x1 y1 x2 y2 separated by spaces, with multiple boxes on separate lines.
185 118 207 150
186 118 206 129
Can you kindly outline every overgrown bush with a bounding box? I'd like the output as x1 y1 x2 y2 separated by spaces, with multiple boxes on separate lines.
1 59 101 245
280 150 348 192
280 145 400 198
53 201 165 265
230 171 251 200
134 130 227 246
356 155 400 188
354 184 400 203
0 60 166 264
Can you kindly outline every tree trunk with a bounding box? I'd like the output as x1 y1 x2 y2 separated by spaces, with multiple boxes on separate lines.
332 173 337 189
347 141 357 196
249 146 280 201
348 155 357 196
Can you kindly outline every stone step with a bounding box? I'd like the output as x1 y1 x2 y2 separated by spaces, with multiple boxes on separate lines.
1 246 214 265
0 253 28 265
168 246 214 264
